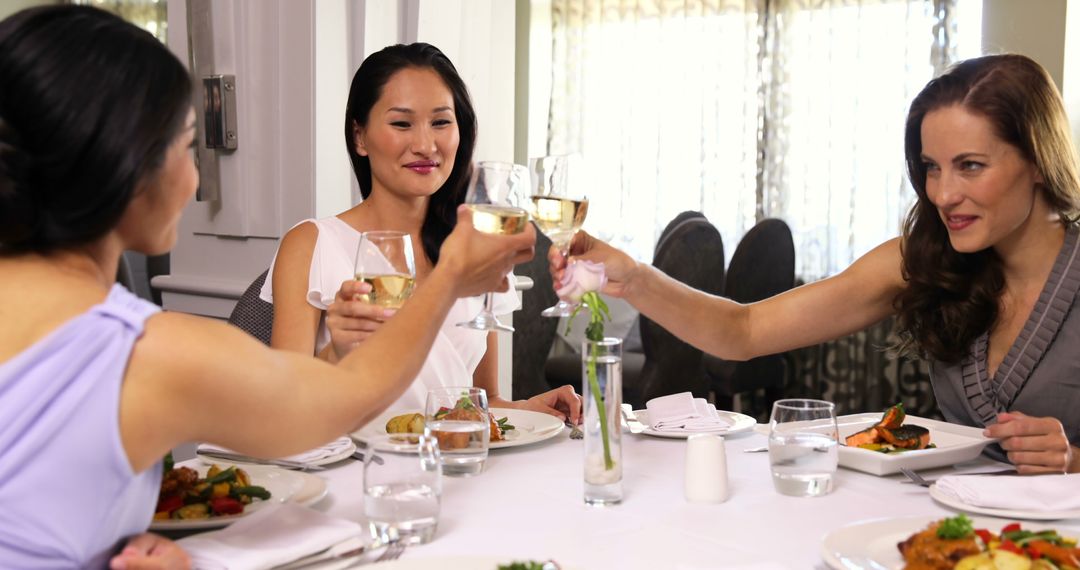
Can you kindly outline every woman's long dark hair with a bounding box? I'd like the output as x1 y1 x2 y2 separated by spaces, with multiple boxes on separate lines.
343 43 477 265
894 54 1080 363
0 6 192 253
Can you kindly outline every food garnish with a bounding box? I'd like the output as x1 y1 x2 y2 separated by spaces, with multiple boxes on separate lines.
845 403 936 453
155 463 271 520
497 561 561 570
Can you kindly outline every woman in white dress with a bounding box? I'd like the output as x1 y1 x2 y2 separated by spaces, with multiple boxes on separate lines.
265 43 580 421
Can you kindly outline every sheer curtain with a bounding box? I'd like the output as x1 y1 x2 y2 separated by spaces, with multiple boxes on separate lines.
547 0 959 278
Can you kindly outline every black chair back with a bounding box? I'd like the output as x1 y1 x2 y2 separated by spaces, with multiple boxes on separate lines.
636 211 725 406
513 232 561 399
228 270 274 346
707 218 795 419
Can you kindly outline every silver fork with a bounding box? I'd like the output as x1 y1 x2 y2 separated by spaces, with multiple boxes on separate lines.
899 467 933 487
374 542 406 563
565 421 584 440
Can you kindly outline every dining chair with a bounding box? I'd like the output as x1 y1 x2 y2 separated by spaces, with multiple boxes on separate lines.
512 232 562 399
636 211 726 407
227 269 274 346
705 218 795 421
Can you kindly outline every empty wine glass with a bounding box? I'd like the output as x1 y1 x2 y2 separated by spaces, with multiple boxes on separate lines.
354 231 417 309
529 155 589 318
456 161 530 333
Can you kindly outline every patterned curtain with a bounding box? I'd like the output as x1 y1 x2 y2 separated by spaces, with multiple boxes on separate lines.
548 0 958 277
547 0 960 416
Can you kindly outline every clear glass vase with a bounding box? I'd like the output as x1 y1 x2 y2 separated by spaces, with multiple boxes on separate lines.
581 337 623 505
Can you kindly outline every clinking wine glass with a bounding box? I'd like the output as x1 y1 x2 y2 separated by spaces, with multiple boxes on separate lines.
354 231 417 309
456 161 530 333
528 155 589 318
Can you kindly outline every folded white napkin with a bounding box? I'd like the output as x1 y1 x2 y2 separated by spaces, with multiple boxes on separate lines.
178 502 365 570
935 473 1080 511
646 392 732 433
198 436 354 465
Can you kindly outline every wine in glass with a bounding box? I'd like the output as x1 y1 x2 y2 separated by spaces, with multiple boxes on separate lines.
528 155 589 317
354 231 417 309
456 161 530 333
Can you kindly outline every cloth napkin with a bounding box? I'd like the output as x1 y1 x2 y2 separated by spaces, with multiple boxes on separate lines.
645 392 732 433
178 502 365 570
934 473 1080 511
198 436 354 465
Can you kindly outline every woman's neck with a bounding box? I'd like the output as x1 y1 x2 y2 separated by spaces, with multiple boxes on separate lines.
350 188 428 234
995 210 1066 290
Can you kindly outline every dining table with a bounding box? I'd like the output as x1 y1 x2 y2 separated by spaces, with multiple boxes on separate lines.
303 424 1014 569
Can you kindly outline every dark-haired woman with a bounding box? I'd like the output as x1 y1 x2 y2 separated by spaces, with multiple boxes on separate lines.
0 7 535 567
264 43 580 421
552 54 1080 475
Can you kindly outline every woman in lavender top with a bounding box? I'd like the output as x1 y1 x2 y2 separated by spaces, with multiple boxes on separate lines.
0 6 534 568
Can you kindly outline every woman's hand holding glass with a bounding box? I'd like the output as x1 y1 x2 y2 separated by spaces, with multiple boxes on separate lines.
437 204 536 298
325 280 397 360
456 161 531 333
529 155 590 317
548 230 640 299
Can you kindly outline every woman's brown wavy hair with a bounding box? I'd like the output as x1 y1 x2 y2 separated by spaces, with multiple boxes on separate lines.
894 54 1080 363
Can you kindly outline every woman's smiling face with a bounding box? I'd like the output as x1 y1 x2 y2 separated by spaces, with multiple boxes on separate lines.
353 67 460 200
921 104 1046 253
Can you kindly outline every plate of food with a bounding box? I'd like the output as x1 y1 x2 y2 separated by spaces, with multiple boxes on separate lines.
822 514 1080 570
629 409 757 439
837 404 995 476
149 459 328 531
351 407 565 451
196 436 356 468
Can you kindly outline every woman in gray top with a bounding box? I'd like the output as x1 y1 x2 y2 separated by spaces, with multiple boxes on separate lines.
553 54 1080 474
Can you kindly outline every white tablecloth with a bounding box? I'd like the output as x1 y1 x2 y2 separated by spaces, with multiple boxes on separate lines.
300 426 1015 569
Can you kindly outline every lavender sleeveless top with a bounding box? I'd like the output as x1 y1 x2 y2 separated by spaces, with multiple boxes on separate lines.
0 285 163 568
930 225 1080 461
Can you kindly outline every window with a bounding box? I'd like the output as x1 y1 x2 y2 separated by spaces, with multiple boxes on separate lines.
70 0 166 43
542 0 979 279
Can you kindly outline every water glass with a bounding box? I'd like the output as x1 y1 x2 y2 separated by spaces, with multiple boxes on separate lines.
353 231 416 309
363 434 441 545
424 386 490 477
768 398 839 497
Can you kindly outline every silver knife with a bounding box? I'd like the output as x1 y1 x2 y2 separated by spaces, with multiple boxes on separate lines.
620 404 646 434
195 449 325 472
273 537 384 569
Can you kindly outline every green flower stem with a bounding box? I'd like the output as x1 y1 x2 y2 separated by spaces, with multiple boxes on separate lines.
586 339 614 470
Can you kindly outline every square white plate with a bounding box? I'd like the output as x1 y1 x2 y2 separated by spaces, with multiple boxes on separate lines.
836 413 995 476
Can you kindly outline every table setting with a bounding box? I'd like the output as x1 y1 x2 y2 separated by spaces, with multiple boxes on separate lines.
159 389 1080 570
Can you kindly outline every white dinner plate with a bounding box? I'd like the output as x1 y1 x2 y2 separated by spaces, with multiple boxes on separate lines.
368 556 577 569
198 436 357 468
150 461 328 531
836 413 995 476
929 482 1080 521
350 408 565 451
821 514 1080 570
631 409 757 439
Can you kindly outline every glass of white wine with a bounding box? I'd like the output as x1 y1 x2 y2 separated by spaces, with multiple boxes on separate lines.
528 154 589 317
456 161 530 333
354 231 417 309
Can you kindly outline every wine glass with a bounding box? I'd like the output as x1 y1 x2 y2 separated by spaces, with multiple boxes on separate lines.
353 231 417 309
528 155 589 317
456 161 530 333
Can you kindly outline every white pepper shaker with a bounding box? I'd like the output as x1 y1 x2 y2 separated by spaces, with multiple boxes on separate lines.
684 433 729 503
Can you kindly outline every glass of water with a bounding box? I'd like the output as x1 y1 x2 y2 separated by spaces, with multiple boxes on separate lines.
363 434 441 545
424 386 490 477
768 399 839 497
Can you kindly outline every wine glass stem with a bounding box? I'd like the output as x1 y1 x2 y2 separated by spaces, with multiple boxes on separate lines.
483 291 495 314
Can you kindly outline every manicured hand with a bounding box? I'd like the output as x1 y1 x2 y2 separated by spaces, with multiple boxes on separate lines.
439 205 536 298
549 230 638 298
326 280 397 359
985 411 1074 474
520 384 582 424
109 533 190 570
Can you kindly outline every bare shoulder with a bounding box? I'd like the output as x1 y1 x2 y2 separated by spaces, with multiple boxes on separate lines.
842 237 906 293
279 220 319 255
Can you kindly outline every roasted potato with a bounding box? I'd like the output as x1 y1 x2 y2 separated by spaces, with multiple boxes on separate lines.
385 413 425 434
